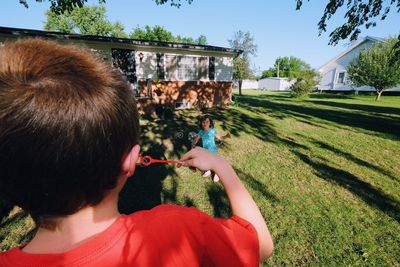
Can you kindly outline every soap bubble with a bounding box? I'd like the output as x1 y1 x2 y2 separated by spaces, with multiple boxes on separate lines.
188 131 198 142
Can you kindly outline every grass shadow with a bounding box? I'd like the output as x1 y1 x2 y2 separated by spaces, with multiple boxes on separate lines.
234 167 280 204
293 151 400 222
236 95 400 140
206 183 231 218
312 140 400 183
206 107 279 143
119 110 199 214
0 200 13 225
308 100 400 117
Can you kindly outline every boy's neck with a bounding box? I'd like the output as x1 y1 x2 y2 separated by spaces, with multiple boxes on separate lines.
23 190 120 254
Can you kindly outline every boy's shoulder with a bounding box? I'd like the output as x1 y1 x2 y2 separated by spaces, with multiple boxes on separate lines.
0 205 259 267
128 204 205 224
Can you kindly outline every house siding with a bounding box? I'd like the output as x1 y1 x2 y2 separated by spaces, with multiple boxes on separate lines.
137 81 233 115
318 38 400 92
319 40 377 91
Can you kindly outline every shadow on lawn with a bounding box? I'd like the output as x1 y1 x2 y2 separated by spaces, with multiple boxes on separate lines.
0 200 13 225
205 167 279 219
308 100 400 117
206 183 231 218
235 94 400 140
119 111 199 214
269 130 400 222
234 167 279 204
0 207 36 251
312 140 400 183
293 151 400 222
206 107 279 143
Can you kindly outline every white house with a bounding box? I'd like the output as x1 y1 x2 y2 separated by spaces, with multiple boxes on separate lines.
258 77 294 91
318 36 400 92
233 79 259 89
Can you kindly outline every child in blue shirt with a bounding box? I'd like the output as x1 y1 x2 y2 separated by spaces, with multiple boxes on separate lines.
192 114 230 182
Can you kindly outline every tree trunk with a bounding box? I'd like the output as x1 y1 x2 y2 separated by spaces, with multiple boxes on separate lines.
239 79 242 96
375 90 383 101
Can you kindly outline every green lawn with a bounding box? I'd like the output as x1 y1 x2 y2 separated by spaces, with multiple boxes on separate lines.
1 90 400 266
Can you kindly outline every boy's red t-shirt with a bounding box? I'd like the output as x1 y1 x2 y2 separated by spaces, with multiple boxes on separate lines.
0 204 259 267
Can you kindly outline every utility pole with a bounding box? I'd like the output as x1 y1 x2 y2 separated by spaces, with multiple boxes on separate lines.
277 60 280 77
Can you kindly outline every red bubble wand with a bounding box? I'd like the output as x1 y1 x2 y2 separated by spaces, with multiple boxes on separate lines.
136 155 196 171
136 155 181 166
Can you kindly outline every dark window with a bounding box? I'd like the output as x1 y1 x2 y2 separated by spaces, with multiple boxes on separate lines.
157 53 165 80
111 48 140 97
337 72 345 84
209 56 215 81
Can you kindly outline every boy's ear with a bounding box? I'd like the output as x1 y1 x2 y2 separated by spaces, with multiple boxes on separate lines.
121 144 141 177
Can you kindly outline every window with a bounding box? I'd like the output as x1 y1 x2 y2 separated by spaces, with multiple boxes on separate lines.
156 53 165 80
209 56 215 80
177 56 197 80
337 72 345 84
215 57 233 81
112 48 153 98
198 57 208 80
165 55 208 81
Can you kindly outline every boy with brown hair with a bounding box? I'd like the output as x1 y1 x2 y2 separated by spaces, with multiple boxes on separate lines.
0 38 273 266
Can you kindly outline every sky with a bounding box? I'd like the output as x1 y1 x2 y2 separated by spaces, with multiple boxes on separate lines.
1 0 399 73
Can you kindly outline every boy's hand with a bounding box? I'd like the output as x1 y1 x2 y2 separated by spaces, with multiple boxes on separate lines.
179 147 226 172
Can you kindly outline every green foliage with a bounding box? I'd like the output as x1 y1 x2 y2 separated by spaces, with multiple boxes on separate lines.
44 4 128 37
261 56 311 79
130 25 174 42
196 35 207 45
130 25 207 45
276 56 311 79
174 35 208 45
347 38 400 100
290 69 320 98
260 68 276 79
389 34 400 64
20 0 192 14
152 0 193 8
296 0 400 45
232 57 251 81
21 0 103 14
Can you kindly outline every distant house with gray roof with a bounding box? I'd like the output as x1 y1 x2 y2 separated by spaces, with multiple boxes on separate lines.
318 36 400 93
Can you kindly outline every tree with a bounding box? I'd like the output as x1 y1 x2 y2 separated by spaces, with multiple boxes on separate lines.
260 68 276 79
228 30 257 63
289 69 320 98
232 57 251 95
20 0 193 14
44 5 127 38
174 34 208 45
347 38 400 101
228 31 258 95
295 0 400 45
261 56 311 79
130 25 208 45
389 35 400 64
196 35 208 45
130 25 175 42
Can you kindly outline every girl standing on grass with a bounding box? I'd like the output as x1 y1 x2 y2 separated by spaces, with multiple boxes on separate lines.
192 114 230 182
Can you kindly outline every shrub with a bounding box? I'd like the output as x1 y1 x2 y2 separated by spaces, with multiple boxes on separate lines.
290 69 320 98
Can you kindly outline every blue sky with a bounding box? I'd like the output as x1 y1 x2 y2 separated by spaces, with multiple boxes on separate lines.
1 0 399 72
